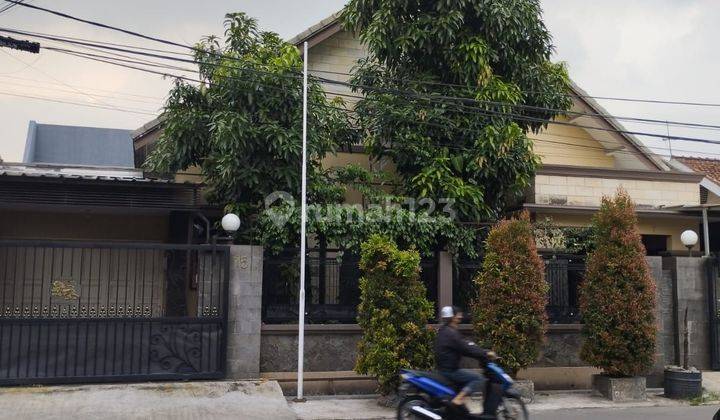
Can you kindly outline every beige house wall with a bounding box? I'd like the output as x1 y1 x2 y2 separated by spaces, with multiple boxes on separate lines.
308 30 366 107
534 175 699 208
309 30 628 173
533 121 616 168
535 212 699 251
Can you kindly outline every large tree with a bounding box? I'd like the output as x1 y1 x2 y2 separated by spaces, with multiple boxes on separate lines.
343 0 572 221
146 13 350 222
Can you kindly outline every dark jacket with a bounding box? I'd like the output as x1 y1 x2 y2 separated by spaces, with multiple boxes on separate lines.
434 324 489 371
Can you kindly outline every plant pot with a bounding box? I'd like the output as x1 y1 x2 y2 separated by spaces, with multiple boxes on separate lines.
512 379 535 403
664 368 702 399
592 374 646 401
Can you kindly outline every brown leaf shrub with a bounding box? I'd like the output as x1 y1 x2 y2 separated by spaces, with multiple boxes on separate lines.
579 189 657 377
472 211 548 376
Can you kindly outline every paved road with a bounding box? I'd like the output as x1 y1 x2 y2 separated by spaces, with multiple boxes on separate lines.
534 405 719 419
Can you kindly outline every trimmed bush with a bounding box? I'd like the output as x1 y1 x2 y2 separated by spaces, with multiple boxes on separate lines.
472 211 548 376
580 189 657 377
355 235 435 395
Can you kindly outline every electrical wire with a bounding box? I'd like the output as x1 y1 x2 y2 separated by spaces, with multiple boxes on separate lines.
5 25 720 137
0 0 25 15
42 43 720 155
0 90 157 115
4 15 720 159
0 74 165 100
5 0 720 110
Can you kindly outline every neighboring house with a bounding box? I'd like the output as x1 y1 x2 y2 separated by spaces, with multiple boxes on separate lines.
668 156 720 252
0 122 227 386
23 121 134 167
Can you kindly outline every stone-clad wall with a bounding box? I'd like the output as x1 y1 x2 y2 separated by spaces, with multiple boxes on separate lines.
258 257 693 383
259 324 586 373
233 250 708 389
534 175 699 208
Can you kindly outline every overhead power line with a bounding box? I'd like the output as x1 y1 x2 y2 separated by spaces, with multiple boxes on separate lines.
5 45 718 162
3 25 720 135
6 0 720 109
3 5 720 152
2 0 192 51
0 0 25 15
0 90 157 115
39 42 720 150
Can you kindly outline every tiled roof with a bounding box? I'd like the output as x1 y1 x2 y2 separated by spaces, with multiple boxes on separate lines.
676 157 720 184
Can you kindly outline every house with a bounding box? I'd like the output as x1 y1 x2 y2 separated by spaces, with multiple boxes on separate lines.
288 12 706 257
0 122 228 386
126 12 713 392
23 121 134 168
668 156 720 253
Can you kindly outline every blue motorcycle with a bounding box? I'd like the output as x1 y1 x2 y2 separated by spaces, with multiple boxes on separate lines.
396 361 528 420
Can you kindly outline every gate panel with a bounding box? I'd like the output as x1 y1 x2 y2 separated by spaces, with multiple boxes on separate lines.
0 241 229 385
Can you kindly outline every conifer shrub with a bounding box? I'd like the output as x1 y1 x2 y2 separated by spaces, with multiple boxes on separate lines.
355 235 435 395
472 211 548 376
580 189 656 377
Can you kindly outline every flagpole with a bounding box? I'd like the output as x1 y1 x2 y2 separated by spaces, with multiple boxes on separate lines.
295 40 309 402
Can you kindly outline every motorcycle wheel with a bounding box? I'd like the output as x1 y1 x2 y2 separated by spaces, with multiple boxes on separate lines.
497 395 528 420
396 395 432 420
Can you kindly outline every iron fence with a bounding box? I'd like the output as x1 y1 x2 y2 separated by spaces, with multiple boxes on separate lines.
453 253 585 324
0 240 229 385
262 249 439 324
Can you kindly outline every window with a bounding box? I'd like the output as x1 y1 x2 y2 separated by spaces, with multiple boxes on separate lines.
641 235 669 256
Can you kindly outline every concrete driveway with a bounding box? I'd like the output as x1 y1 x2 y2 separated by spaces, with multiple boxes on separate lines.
0 380 295 420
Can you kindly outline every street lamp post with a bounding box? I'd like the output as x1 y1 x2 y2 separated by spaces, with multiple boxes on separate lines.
681 230 699 257
216 213 240 244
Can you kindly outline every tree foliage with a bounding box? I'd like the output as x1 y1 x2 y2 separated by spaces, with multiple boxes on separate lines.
472 211 548 375
146 13 350 220
579 189 656 377
257 201 477 257
343 0 572 221
355 235 435 395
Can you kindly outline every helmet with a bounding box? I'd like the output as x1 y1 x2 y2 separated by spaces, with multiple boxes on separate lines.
440 306 455 319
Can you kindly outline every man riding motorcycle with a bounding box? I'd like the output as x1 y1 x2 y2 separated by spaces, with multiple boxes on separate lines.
435 306 502 416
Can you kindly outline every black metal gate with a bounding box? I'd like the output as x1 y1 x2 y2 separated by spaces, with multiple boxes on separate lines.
0 241 229 385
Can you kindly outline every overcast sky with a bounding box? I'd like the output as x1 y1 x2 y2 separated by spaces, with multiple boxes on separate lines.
1 0 719 162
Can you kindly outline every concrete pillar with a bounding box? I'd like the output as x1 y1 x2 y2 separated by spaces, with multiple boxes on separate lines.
438 251 453 309
226 245 264 379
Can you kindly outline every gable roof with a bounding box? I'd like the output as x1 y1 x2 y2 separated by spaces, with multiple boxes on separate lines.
289 12 668 171
23 121 134 168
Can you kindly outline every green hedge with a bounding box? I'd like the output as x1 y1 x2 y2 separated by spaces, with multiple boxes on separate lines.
355 235 435 395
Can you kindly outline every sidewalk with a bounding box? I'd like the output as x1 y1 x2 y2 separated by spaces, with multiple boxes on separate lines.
290 390 688 420
0 380 295 420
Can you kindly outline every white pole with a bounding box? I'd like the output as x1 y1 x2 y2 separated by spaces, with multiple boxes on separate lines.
296 41 309 402
703 207 711 257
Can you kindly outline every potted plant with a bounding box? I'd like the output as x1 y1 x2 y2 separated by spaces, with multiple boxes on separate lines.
580 189 657 401
664 307 703 399
472 211 548 401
